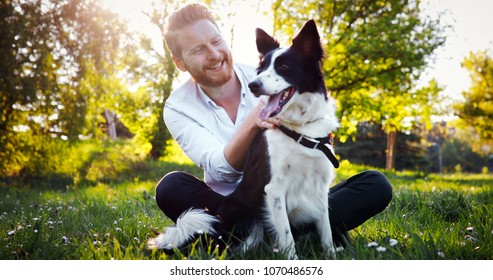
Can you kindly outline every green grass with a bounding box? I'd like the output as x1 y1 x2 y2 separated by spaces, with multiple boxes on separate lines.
1 140 492 260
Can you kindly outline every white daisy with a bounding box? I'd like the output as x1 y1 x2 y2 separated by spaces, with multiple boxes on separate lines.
389 238 398 247
376 246 387 252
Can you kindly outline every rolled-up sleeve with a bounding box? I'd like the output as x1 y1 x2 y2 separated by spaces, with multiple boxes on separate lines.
164 105 242 184
203 145 242 183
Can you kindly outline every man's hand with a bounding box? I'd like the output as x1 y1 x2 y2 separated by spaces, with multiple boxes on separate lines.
252 99 281 129
223 100 281 171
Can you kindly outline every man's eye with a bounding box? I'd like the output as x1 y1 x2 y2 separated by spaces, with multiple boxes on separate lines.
192 48 204 55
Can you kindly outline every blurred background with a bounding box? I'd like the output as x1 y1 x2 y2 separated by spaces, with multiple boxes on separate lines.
2 0 493 187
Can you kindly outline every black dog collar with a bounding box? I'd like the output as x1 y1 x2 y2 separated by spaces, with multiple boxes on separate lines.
278 125 339 168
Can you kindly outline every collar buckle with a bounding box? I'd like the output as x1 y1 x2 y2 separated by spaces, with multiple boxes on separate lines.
298 135 320 149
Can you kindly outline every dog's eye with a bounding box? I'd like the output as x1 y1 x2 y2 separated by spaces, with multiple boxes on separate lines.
278 64 289 71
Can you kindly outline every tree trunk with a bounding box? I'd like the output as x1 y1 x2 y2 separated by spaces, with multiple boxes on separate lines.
386 131 397 170
149 105 168 160
103 109 117 140
147 14 177 160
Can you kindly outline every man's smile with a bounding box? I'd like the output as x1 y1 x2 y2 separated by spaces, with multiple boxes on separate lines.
206 60 224 71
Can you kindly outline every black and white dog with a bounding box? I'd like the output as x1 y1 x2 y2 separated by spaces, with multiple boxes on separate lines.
148 20 339 259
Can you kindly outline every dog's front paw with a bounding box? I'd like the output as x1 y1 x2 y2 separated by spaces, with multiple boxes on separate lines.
289 252 299 260
326 244 337 259
283 245 298 260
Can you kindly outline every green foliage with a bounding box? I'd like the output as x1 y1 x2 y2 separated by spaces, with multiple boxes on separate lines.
0 0 453 175
1 133 70 182
424 121 492 173
337 122 431 171
1 0 56 173
336 121 492 173
455 50 493 140
0 138 186 190
112 87 156 154
136 1 184 159
441 138 490 174
0 0 142 174
268 0 447 170
0 0 180 175
271 0 446 132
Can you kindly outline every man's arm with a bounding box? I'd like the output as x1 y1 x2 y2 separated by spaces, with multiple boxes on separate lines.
164 99 278 183
223 101 278 171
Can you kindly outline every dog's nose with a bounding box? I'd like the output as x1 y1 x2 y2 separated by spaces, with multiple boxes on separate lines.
248 80 261 95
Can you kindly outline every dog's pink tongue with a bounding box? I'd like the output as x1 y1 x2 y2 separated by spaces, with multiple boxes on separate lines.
259 93 282 119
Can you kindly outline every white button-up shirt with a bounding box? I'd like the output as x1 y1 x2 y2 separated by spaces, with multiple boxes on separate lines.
163 64 259 196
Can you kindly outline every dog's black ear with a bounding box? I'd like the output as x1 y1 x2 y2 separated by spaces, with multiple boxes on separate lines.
291 19 323 61
255 28 279 57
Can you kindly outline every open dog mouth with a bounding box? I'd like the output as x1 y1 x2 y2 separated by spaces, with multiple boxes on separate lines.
259 87 296 119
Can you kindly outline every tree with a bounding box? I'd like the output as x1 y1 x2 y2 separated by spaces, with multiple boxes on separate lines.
49 0 130 140
137 1 183 160
1 0 56 172
438 122 491 173
0 0 133 174
336 122 430 171
455 50 493 140
378 80 442 170
269 0 446 169
425 121 449 173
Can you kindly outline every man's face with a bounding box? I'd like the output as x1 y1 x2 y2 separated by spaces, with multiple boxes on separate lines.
174 19 233 87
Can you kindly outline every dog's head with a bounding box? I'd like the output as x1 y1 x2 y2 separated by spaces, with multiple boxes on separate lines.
248 20 327 120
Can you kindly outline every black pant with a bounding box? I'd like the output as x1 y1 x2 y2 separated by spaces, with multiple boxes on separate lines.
155 170 392 245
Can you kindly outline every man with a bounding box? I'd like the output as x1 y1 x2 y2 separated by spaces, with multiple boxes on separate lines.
155 3 392 247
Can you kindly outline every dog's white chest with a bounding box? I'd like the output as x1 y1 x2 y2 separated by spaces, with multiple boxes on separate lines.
265 130 334 224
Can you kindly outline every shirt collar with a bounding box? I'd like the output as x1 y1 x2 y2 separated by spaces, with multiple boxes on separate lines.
197 85 219 109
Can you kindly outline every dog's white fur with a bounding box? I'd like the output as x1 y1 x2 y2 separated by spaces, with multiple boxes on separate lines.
247 57 339 259
147 208 219 250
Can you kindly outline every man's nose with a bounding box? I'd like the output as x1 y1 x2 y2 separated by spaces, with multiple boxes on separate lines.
206 46 221 60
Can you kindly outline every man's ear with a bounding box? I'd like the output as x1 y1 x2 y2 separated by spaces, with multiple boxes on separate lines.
172 55 187 72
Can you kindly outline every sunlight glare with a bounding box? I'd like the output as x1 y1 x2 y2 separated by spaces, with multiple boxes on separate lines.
98 0 271 65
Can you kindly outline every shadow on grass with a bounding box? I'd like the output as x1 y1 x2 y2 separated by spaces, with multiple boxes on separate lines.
0 159 201 190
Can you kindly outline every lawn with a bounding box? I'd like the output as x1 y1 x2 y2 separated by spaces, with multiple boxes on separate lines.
1 140 492 260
